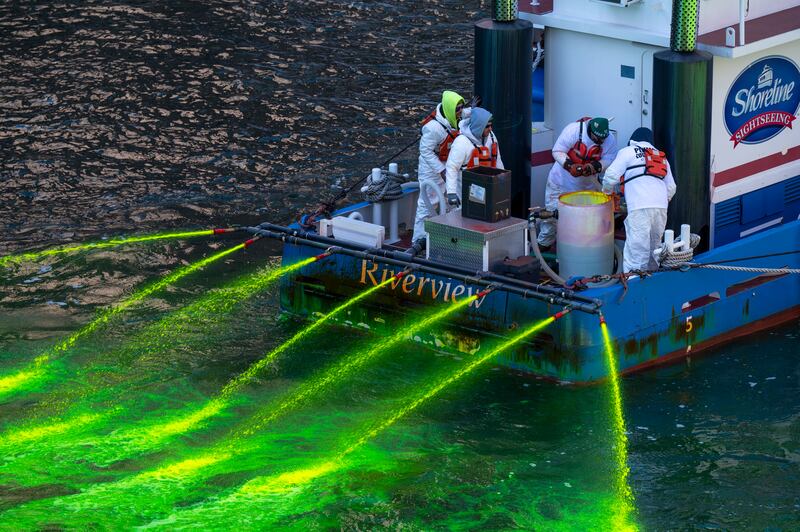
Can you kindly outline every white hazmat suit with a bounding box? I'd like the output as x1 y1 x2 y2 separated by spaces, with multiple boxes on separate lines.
538 120 618 247
412 104 472 243
445 117 503 200
602 140 677 272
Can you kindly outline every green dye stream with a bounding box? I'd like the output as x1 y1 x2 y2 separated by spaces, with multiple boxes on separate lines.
0 241 247 399
0 229 217 268
0 245 796 530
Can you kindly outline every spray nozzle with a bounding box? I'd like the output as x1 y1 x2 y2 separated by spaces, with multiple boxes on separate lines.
475 283 500 298
243 235 263 248
213 227 241 235
598 312 606 326
395 264 419 279
315 246 341 261
553 306 573 320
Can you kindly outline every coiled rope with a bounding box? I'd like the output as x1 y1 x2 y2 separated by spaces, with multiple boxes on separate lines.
363 170 405 203
656 233 701 269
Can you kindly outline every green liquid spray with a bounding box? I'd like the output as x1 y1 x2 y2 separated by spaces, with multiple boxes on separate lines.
0 257 316 454
240 313 560 496
57 291 484 507
121 271 401 447
149 311 565 527
600 320 637 531
0 242 246 397
0 229 216 267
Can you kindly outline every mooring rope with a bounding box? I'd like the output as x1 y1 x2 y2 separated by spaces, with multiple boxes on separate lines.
362 170 405 203
656 233 701 269
683 264 800 274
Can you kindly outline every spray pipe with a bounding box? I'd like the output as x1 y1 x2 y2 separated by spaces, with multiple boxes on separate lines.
246 226 598 313
247 222 602 308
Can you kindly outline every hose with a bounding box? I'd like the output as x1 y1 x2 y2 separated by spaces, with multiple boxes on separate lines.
528 221 623 287
528 221 566 285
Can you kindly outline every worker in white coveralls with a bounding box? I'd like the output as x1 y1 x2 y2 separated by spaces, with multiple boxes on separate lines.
412 91 477 243
443 107 504 208
537 117 617 249
602 127 677 272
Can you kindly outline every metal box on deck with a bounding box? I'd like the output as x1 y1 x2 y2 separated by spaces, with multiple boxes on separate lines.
461 166 511 223
424 210 529 271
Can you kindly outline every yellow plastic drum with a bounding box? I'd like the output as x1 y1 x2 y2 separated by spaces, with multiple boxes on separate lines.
556 191 614 280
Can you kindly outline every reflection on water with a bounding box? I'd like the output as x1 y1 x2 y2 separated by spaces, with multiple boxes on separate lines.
0 0 478 248
0 1 799 529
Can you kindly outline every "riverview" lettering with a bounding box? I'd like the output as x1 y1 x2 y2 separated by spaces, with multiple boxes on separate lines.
358 259 488 308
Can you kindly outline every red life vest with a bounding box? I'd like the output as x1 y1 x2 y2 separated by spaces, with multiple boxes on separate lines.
621 148 669 194
566 117 602 164
643 148 668 177
466 135 499 169
421 109 459 162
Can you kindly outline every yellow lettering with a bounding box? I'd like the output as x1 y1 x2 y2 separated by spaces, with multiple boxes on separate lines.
360 260 378 285
443 282 453 302
450 284 466 302
401 274 416 294
430 279 445 299
417 277 430 296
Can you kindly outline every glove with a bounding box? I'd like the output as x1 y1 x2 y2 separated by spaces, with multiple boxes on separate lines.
447 193 461 207
468 95 482 108
584 160 602 176
564 159 583 177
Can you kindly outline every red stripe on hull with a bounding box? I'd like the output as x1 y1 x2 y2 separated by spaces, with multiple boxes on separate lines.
620 305 800 377
712 145 800 187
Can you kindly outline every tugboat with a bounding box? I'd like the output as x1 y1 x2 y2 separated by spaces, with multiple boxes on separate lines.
264 0 799 383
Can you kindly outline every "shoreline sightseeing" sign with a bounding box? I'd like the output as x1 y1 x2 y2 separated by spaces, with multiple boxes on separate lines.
724 55 800 148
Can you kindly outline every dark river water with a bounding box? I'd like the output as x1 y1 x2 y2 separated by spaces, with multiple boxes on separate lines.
1 1 798 530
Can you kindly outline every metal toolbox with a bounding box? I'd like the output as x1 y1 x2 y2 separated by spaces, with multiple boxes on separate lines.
424 210 529 271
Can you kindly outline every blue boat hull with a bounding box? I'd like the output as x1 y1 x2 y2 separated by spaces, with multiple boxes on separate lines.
279 220 800 383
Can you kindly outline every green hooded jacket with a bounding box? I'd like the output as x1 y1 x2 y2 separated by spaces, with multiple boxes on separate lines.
441 90 465 129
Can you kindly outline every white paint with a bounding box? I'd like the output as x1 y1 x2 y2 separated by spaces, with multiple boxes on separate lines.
739 216 784 237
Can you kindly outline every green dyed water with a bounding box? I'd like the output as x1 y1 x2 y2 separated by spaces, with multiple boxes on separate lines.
1 0 798 527
0 242 796 529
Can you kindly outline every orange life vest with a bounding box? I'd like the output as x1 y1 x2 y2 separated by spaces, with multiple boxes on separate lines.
421 109 459 162
642 148 668 177
566 117 602 164
466 135 499 169
621 147 669 194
